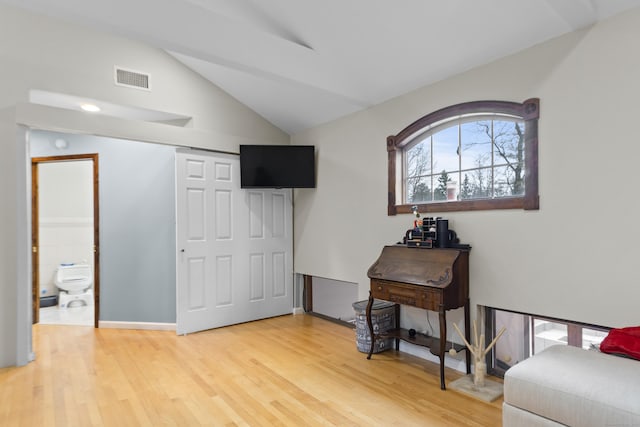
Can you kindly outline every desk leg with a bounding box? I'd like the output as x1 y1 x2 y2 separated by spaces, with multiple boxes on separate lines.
366 291 375 360
394 304 400 351
464 298 471 375
439 305 446 390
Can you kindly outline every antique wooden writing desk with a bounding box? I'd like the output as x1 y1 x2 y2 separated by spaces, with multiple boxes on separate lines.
366 245 471 390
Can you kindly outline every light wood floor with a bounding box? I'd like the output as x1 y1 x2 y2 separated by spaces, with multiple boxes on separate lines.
0 314 502 426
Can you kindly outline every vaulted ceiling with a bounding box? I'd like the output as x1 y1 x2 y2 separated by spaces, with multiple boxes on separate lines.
4 0 640 134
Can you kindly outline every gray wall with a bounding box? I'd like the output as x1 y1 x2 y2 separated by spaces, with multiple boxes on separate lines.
31 130 176 323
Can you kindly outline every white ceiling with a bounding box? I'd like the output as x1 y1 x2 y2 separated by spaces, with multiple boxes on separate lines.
5 0 640 134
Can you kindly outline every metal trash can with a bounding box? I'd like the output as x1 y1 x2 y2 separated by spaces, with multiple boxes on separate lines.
352 299 396 353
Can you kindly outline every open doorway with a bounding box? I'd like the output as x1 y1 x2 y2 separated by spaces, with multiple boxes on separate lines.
31 154 99 328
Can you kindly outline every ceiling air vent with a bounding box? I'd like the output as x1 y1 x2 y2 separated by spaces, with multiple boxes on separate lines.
114 67 151 91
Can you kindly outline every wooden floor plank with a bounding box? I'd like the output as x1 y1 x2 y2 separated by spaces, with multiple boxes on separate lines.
0 314 502 426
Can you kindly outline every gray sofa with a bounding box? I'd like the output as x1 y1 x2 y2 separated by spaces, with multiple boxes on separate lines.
503 344 640 426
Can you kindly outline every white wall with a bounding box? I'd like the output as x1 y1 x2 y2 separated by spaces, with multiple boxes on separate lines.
311 277 358 321
38 161 93 219
0 109 19 366
293 9 640 330
0 4 287 145
0 4 289 367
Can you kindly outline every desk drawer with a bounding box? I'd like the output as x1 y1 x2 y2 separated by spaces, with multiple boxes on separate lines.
371 280 441 311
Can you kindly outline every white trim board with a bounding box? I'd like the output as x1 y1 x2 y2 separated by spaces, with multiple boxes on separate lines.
98 321 176 331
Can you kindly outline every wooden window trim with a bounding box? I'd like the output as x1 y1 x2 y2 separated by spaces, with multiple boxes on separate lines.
387 98 539 215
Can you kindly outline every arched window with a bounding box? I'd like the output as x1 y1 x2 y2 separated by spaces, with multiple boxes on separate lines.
387 99 539 215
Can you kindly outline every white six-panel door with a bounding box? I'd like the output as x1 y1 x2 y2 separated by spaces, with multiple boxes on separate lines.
176 149 293 335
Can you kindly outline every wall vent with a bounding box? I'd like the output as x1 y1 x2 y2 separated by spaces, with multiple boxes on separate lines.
114 67 151 90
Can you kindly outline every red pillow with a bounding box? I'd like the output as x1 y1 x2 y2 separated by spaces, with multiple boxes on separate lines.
600 326 640 360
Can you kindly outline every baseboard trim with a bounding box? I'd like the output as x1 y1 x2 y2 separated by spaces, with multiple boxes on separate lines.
99 321 176 331
292 307 304 315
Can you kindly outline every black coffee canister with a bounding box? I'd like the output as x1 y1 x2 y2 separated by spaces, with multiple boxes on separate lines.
436 219 449 248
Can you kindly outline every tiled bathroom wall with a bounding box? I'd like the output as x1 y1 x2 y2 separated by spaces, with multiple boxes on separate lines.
37 160 94 297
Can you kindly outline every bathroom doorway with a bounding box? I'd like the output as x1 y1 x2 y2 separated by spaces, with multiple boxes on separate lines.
31 154 100 327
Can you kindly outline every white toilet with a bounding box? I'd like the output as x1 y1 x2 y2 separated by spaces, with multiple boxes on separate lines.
54 263 93 308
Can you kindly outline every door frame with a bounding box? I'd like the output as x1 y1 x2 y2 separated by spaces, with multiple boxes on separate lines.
31 154 100 328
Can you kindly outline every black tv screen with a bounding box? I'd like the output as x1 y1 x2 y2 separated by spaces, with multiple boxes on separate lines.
240 145 316 189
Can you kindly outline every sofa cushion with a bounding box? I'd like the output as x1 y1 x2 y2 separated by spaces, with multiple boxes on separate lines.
503 402 565 427
504 345 640 427
600 326 640 360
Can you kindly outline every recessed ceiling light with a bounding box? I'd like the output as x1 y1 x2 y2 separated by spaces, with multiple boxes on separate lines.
80 103 101 112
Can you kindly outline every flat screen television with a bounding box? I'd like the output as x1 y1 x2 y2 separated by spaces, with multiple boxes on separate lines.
240 145 316 189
